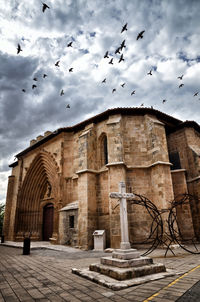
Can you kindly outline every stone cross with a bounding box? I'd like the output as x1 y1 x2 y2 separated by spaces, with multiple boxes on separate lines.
110 182 135 250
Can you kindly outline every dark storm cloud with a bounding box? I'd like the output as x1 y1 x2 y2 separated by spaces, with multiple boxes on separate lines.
0 0 200 203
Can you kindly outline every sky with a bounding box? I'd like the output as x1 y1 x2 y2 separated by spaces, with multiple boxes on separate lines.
0 0 200 204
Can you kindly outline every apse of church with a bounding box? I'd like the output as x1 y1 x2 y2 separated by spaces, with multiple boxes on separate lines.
3 108 200 249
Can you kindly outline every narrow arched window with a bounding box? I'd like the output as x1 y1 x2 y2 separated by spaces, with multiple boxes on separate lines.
102 135 108 165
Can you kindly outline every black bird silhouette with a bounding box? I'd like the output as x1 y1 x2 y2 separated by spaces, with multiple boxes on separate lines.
32 84 37 89
108 58 114 65
115 47 121 54
120 40 126 50
179 84 184 88
162 99 167 103
112 88 116 93
104 51 109 58
33 77 37 81
177 75 184 80
66 104 70 108
102 78 106 83
17 44 22 54
121 23 128 33
131 90 135 95
60 89 64 96
42 3 50 12
22 89 26 92
194 92 199 96
147 70 152 75
136 30 145 40
118 54 124 63
67 41 73 47
121 83 125 88
55 61 60 67
69 68 73 72
140 103 144 107
43 74 47 78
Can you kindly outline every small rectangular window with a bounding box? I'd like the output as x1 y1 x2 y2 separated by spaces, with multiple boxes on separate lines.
69 215 74 228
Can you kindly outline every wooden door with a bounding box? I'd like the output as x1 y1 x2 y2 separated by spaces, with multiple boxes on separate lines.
43 203 54 241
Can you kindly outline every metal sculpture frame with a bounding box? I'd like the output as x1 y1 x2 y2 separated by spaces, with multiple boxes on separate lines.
112 192 200 257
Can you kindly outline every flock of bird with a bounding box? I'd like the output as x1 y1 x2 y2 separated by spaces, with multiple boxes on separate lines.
16 2 199 109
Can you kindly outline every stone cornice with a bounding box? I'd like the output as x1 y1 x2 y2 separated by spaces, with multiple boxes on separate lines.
126 161 172 169
171 169 186 173
106 162 126 167
187 175 200 183
76 169 99 174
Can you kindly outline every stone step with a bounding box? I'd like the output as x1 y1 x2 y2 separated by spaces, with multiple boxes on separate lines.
112 248 140 260
101 256 153 268
89 262 166 281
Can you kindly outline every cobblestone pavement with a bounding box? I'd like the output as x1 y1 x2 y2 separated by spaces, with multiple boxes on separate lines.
0 243 200 302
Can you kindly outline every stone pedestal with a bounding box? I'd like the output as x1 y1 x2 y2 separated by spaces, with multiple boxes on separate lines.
72 248 173 290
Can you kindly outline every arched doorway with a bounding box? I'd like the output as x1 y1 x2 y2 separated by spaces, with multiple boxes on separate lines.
43 203 54 241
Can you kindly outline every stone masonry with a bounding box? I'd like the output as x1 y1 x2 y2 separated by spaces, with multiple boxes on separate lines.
3 107 200 250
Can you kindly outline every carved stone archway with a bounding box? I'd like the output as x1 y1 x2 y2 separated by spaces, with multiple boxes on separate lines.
15 151 60 241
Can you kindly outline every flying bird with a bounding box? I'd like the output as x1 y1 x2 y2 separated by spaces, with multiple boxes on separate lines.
32 84 37 89
147 70 152 75
179 84 184 88
121 23 128 33
69 68 73 72
108 58 114 65
177 75 184 80
112 88 116 93
67 41 73 47
115 47 121 54
136 30 145 40
66 104 70 108
17 44 22 54
121 83 125 88
33 77 37 81
22 89 26 92
55 61 60 67
118 54 124 63
162 99 167 103
131 90 135 95
120 40 126 50
194 92 199 96
60 89 64 96
102 78 106 83
104 51 109 58
42 3 50 12
43 74 47 78
140 103 144 107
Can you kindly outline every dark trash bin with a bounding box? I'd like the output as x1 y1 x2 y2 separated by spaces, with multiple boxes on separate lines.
23 237 30 255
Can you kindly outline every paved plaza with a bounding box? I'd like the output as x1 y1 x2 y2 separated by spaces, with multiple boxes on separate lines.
0 242 200 301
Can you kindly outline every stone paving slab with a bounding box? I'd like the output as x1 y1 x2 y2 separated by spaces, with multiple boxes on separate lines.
1 243 200 301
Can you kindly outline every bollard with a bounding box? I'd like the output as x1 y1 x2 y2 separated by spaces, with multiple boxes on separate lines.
1 235 4 244
23 237 30 255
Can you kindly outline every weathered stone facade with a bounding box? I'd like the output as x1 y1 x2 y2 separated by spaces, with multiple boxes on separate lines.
3 108 200 249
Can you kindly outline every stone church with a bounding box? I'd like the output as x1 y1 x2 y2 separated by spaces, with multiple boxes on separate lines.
3 107 200 249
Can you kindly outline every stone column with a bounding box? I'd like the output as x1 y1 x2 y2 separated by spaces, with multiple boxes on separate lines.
107 163 126 248
3 176 15 239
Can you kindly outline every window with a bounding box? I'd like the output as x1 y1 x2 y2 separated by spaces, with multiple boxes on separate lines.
69 215 74 228
169 151 181 170
103 136 108 165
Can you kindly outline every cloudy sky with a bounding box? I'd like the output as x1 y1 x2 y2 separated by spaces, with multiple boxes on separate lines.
0 0 200 204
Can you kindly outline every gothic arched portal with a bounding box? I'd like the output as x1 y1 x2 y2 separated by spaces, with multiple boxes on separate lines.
15 151 60 241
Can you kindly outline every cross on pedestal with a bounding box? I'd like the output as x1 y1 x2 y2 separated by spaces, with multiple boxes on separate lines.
110 182 135 250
